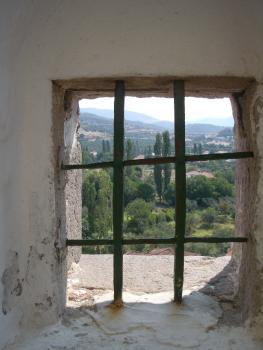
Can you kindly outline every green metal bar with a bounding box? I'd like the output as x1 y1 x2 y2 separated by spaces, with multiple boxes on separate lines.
185 236 248 243
123 156 176 167
186 151 253 162
67 239 114 246
174 80 186 303
123 238 175 245
66 236 248 246
113 81 125 304
62 152 254 170
61 161 113 170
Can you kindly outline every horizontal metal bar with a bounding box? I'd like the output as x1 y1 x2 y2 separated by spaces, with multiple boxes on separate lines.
66 236 248 246
61 161 114 170
123 157 176 167
123 238 176 245
185 236 248 243
67 239 114 246
62 152 253 170
185 151 253 162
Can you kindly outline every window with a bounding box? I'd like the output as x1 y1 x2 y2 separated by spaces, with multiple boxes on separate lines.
63 80 253 304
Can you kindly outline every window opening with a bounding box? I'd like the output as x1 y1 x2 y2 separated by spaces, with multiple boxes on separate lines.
63 80 253 304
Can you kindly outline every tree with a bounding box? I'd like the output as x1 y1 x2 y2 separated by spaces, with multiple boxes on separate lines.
154 133 163 201
124 177 138 206
102 140 106 153
125 199 153 234
136 183 155 202
186 175 214 206
201 207 217 228
126 139 135 160
163 181 176 206
82 145 95 164
82 170 112 242
211 176 233 198
106 140 111 153
125 139 135 176
144 145 153 158
162 131 172 192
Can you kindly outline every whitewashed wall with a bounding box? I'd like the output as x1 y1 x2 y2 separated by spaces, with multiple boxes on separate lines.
0 0 263 346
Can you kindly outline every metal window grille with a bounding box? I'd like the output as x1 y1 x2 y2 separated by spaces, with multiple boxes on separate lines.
63 80 253 304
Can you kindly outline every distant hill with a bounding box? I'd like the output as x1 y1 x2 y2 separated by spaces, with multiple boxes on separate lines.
80 112 161 140
185 124 225 135
80 108 232 129
192 117 233 127
80 111 227 138
81 108 158 124
217 128 233 137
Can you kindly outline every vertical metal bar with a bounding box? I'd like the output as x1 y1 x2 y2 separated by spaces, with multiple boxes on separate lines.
113 80 125 304
174 80 186 303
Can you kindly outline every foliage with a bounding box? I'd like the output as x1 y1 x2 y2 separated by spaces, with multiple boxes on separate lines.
162 131 172 192
80 126 236 257
136 183 155 202
125 199 153 234
163 181 176 206
82 170 112 242
154 133 163 201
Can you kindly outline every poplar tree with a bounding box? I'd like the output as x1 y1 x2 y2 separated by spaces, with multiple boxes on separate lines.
154 133 163 201
102 140 106 153
106 140 111 153
125 139 134 176
162 131 171 192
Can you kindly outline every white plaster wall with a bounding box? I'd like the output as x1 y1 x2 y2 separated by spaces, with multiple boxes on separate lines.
1 0 263 346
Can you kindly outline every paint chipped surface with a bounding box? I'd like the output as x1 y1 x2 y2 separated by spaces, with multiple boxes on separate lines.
1 251 22 315
6 292 263 350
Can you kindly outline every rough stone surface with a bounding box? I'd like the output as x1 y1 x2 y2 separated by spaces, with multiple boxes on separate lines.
232 83 263 332
64 98 82 269
6 291 263 350
67 255 234 301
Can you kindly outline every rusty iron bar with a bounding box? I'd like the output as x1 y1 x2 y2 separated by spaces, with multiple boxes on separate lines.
113 81 125 304
174 80 186 303
186 152 253 162
66 236 248 246
61 152 253 170
61 161 113 170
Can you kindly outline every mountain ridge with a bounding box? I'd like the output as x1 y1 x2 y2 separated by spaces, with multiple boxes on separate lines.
80 107 233 128
80 111 232 136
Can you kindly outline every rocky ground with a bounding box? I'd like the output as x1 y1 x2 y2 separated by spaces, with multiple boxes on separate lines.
67 254 235 307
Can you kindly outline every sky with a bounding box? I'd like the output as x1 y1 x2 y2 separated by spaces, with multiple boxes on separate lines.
79 97 233 123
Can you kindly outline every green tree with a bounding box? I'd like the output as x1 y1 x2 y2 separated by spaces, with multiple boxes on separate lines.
124 177 138 206
82 170 112 241
144 145 153 158
125 199 153 234
163 181 176 206
186 175 214 206
125 139 135 176
126 139 135 160
102 140 106 153
154 133 163 201
211 176 233 199
162 131 172 192
200 207 217 228
106 140 111 153
136 183 155 202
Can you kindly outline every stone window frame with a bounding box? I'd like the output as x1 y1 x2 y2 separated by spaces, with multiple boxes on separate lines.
53 76 255 306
